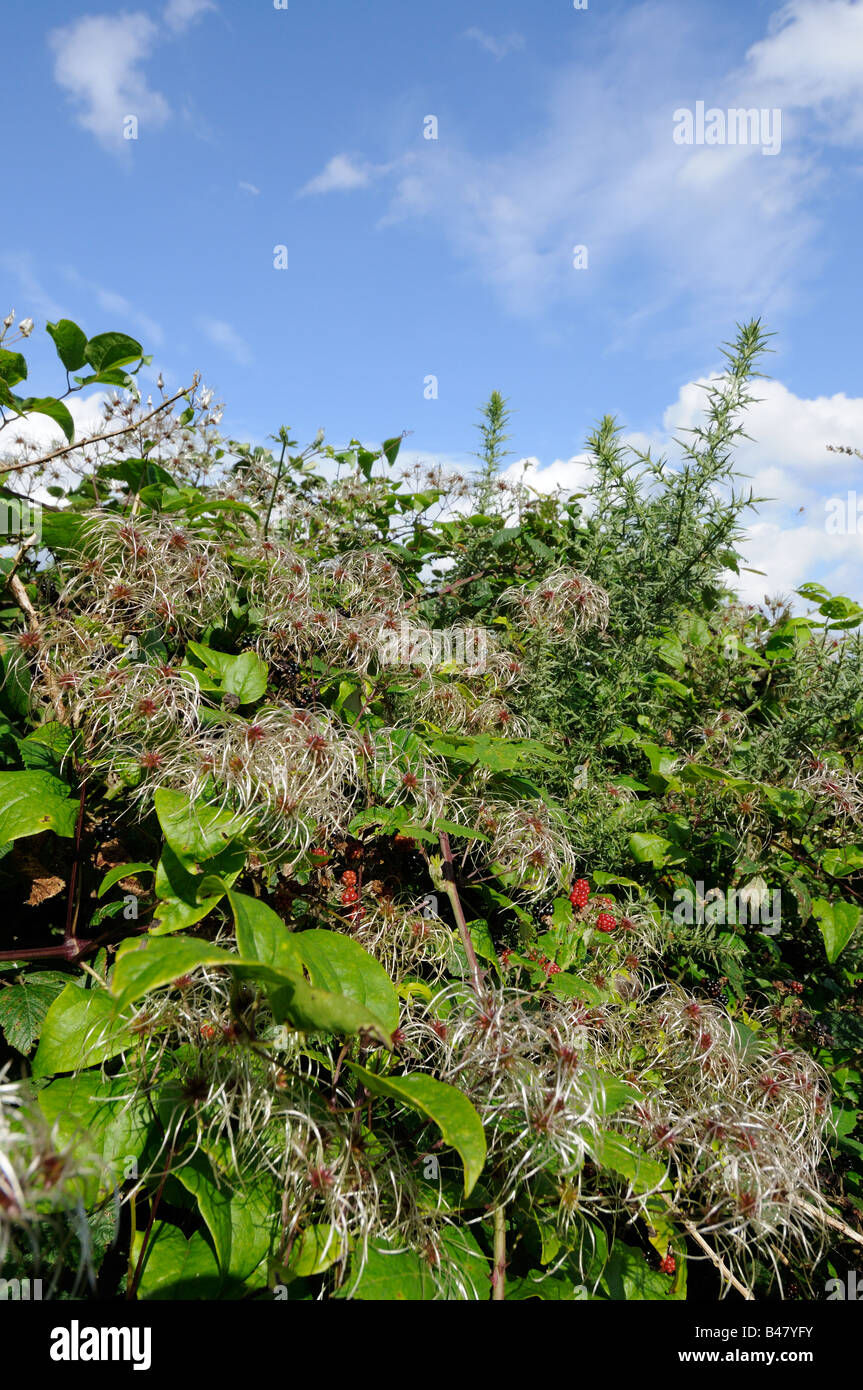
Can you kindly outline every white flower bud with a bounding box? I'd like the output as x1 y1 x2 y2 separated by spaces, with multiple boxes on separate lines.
3 309 15 329
19 318 34 337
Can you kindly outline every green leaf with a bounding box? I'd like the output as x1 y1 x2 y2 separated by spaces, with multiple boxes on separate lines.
628 832 673 869
97 862 153 898
154 789 244 869
155 841 242 907
349 1229 488 1300
32 983 136 1076
348 1064 486 1197
18 396 75 443
812 897 862 964
0 349 27 386
382 436 402 466
16 722 74 773
820 847 863 879
0 971 68 1053
84 331 144 373
283 1224 343 1278
268 972 393 1048
349 1242 435 1300
603 1240 686 1300
38 1073 152 1194
586 1130 668 1194
46 319 89 371
294 928 399 1033
173 1151 273 1285
226 890 303 979
0 770 78 843
131 1222 222 1300
221 650 268 703
109 936 241 1014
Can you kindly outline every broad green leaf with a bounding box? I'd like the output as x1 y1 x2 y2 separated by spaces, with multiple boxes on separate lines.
628 832 673 869
150 894 223 936
283 1225 343 1278
821 847 863 879
16 722 74 773
590 1071 642 1115
154 789 245 869
97 862 153 898
221 650 268 703
173 1151 274 1285
296 928 399 1032
32 984 136 1076
38 1073 152 1195
110 936 241 1013
0 971 68 1054
586 1130 668 1194
18 396 75 443
603 1239 686 1300
84 331 144 373
269 972 393 1048
46 319 89 371
226 890 303 978
350 1228 488 1300
0 348 27 385
155 841 242 906
812 897 862 963
131 1222 221 1300
348 1064 486 1197
0 770 78 843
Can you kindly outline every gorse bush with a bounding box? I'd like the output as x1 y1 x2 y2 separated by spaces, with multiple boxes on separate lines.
0 312 860 1301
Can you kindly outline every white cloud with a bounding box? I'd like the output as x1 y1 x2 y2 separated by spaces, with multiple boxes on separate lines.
163 0 217 34
49 14 169 152
366 1 863 325
199 317 252 366
298 155 377 197
238 181 260 195
742 0 863 139
463 28 525 60
498 371 863 607
49 4 217 152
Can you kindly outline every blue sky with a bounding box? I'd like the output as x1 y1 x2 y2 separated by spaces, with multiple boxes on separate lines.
4 0 863 604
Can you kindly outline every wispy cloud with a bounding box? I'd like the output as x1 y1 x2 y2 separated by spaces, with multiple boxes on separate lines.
463 28 525 60
238 180 260 195
163 0 217 34
371 1 863 328
62 268 164 347
49 14 169 152
199 316 252 366
48 3 217 153
298 154 381 197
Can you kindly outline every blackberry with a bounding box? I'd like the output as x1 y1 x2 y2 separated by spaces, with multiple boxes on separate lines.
706 978 727 1002
531 898 556 927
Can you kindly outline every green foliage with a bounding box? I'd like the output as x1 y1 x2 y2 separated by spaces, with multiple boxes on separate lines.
1 316 860 1303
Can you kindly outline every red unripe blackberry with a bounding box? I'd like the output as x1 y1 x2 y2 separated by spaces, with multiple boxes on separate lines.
660 1254 676 1275
596 912 616 933
570 878 590 908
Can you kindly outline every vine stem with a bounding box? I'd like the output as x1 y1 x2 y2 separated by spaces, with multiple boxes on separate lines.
492 1204 507 1300
0 381 198 477
263 434 289 540
127 1136 177 1300
799 1200 863 1249
679 1216 754 1300
438 831 483 995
